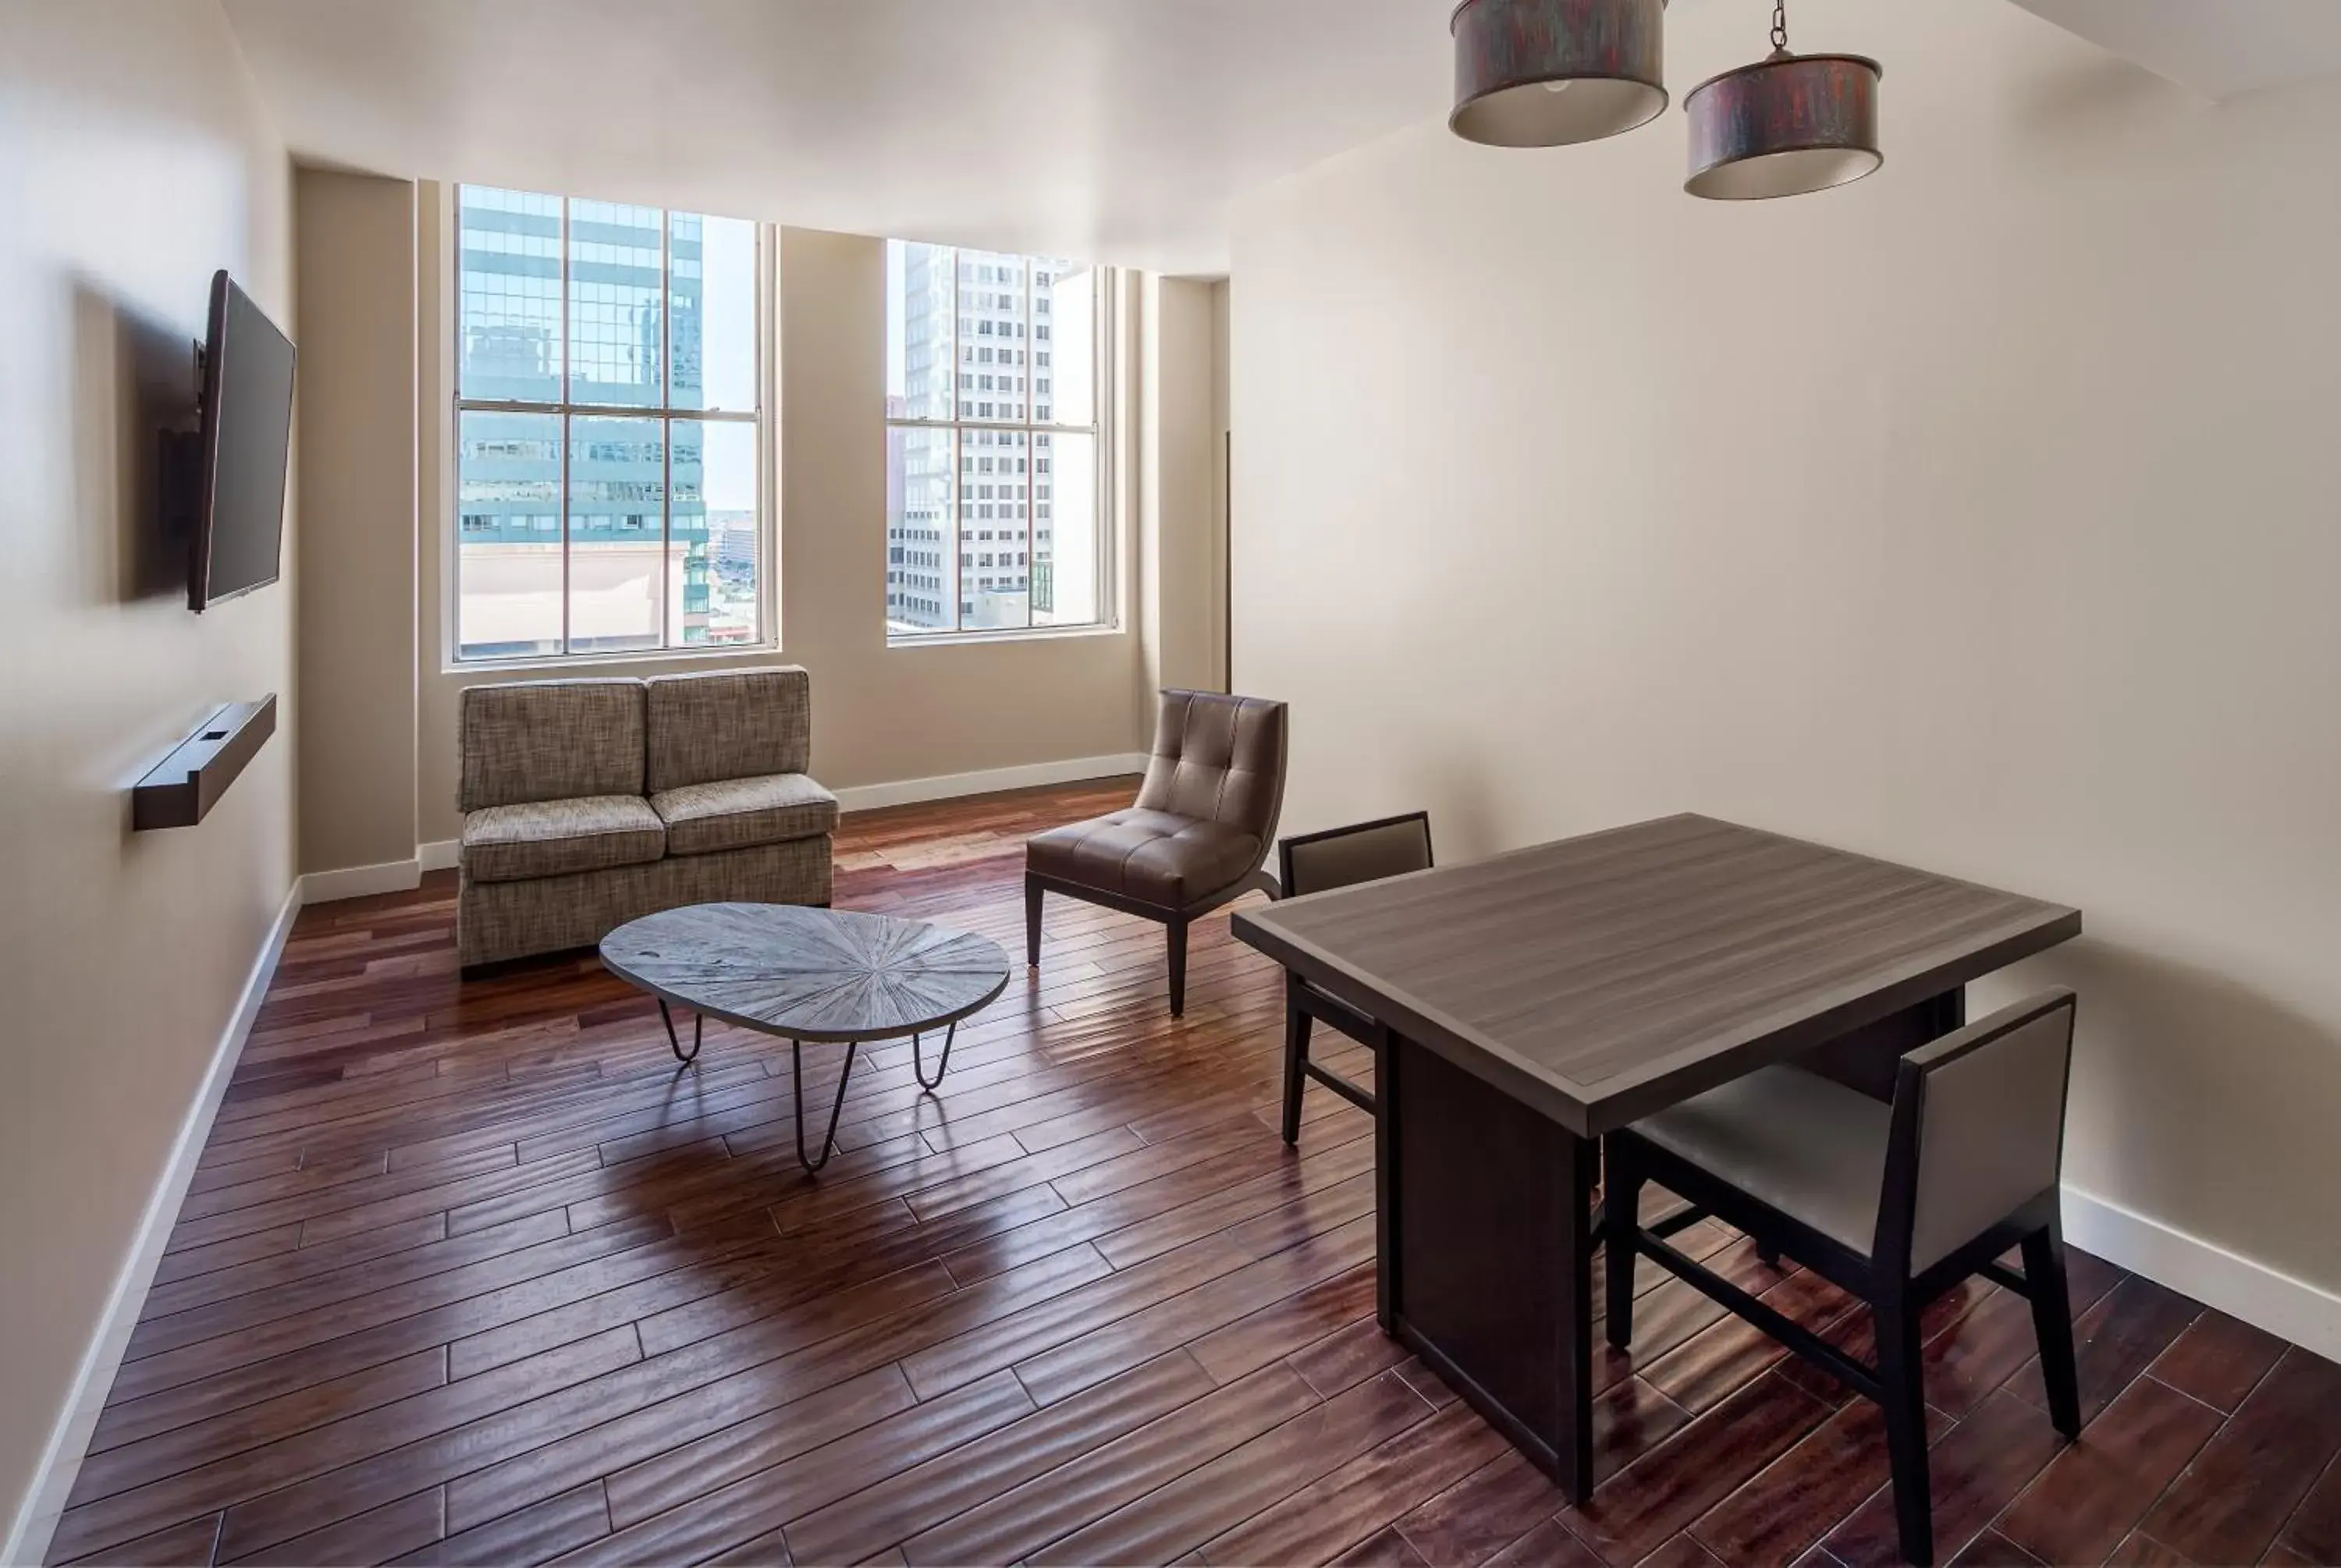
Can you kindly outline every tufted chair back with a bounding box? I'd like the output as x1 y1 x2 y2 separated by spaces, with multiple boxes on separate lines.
1133 690 1288 846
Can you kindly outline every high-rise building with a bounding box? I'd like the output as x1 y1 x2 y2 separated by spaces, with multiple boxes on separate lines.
887 244 1083 636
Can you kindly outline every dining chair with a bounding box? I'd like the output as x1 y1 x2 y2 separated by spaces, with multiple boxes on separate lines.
1602 989 2083 1567
1025 690 1287 1016
1274 811 1433 1144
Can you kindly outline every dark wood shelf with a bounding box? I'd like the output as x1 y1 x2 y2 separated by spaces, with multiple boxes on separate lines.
133 693 276 831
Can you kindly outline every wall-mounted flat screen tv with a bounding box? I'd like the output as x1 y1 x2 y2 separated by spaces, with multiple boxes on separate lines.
189 270 295 611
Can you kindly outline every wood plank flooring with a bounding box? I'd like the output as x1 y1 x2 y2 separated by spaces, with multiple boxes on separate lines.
49 780 2341 1567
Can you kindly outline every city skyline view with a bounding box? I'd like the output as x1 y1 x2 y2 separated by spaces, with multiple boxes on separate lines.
455 186 762 660
886 239 1103 638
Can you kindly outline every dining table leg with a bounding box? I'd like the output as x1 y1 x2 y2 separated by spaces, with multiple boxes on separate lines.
1378 1031 1598 1502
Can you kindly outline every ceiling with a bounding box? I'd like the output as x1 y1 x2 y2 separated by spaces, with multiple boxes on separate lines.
2008 0 2341 100
218 0 1451 276
220 0 2341 276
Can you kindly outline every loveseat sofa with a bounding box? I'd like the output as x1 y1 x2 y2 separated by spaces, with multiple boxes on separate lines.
456 666 836 969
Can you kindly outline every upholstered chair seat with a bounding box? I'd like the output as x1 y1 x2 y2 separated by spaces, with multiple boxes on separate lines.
1025 810 1263 906
1630 1064 1892 1256
1025 690 1288 1015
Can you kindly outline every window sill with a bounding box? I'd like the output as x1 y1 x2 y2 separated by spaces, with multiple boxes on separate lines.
885 623 1124 651
442 641 783 678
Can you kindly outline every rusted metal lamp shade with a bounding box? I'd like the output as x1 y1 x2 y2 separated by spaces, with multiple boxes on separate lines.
1450 0 1668 148
1684 52 1881 200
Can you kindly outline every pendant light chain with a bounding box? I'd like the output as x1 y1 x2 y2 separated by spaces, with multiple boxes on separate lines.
1770 0 1789 55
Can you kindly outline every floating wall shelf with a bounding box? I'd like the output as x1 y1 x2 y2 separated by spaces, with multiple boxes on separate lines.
132 694 276 831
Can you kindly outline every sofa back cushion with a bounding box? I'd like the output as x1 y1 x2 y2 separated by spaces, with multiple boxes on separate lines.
459 679 647 811
646 666 812 793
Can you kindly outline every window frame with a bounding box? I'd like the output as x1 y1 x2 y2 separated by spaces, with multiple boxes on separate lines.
885 245 1116 645
450 189 777 665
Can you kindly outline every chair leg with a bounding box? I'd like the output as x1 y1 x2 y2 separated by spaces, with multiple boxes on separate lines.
1604 1137 1644 1349
1024 877 1043 967
1166 919 1188 1016
1281 977 1311 1146
2023 1222 2083 1438
1874 1293 1936 1567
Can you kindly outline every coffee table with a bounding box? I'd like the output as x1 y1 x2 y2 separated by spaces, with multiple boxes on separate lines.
599 903 1011 1172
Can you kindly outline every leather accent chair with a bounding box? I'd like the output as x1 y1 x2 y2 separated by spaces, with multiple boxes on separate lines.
1604 990 2083 1567
1025 690 1288 1016
1274 813 1433 1142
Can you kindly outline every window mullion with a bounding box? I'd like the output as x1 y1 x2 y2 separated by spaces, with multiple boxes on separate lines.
659 209 673 651
1024 261 1035 629
952 248 964 633
559 197 573 656
559 406 572 657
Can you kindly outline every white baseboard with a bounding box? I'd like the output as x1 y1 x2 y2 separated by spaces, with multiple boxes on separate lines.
300 756 1149 906
2063 1183 2341 1364
832 752 1149 814
4 883 302 1568
298 857 421 905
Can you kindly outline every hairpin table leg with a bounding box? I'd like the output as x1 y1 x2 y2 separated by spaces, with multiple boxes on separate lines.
659 1000 702 1065
913 1020 958 1091
793 1038 860 1172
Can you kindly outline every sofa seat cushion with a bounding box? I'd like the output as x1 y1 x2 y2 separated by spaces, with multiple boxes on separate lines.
462 796 667 884
652 772 839 857
1026 808 1261 910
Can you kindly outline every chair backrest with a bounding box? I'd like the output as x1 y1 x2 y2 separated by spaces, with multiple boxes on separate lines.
645 665 812 793
1133 690 1288 846
1279 812 1433 899
1879 989 2078 1275
458 678 646 811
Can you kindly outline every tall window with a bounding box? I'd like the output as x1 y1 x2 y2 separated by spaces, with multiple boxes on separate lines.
455 186 766 660
885 241 1107 639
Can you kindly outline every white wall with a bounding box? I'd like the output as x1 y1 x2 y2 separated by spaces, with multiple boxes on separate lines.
1232 0 2341 1329
0 0 296 1549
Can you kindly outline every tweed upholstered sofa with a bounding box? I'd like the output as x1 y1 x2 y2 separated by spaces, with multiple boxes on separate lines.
456 666 836 969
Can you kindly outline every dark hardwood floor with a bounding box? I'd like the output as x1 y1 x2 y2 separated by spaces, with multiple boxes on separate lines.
48 781 2341 1567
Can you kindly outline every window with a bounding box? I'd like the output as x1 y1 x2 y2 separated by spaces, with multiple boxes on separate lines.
885 240 1106 639
454 185 767 661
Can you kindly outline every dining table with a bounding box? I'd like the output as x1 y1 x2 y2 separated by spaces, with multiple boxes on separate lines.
1229 812 2081 1500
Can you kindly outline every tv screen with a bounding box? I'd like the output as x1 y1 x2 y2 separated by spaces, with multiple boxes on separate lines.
190 270 294 611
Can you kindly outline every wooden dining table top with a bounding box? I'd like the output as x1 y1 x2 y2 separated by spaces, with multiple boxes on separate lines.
1231 813 2082 1136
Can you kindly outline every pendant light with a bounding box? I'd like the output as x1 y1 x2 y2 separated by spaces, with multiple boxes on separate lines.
1684 0 1881 200
1450 0 1668 149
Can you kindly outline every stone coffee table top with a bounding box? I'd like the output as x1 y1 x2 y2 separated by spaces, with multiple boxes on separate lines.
599 902 1012 1045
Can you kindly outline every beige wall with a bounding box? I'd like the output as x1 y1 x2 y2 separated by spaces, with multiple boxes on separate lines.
1138 275 1227 699
1232 0 2341 1318
397 208 1153 848
294 169 415 874
0 0 295 1549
